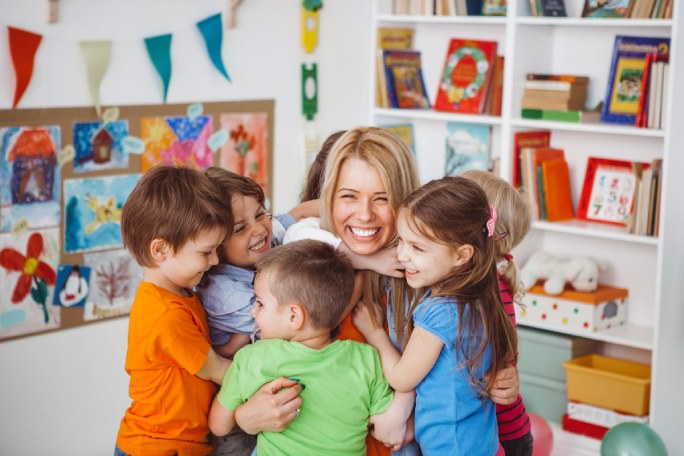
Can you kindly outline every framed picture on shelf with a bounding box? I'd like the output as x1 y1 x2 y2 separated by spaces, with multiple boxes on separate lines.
577 157 647 226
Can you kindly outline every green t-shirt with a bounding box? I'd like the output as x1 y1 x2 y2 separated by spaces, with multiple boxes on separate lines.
218 339 394 456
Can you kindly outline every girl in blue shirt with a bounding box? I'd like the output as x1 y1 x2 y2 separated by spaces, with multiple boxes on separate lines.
353 175 518 456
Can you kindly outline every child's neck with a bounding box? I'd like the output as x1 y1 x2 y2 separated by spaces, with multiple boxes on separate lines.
289 328 333 350
142 269 191 297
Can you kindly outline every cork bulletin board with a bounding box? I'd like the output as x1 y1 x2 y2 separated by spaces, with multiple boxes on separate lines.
0 99 274 342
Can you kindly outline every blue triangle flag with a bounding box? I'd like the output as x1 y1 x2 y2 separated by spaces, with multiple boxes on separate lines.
144 33 173 103
196 13 231 82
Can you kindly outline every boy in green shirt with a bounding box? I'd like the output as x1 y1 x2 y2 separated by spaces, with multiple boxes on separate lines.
208 240 402 456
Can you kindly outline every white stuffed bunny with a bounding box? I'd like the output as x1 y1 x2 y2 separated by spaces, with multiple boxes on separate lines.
520 251 603 296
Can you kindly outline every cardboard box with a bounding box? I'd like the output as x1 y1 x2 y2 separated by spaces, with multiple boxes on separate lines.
518 284 628 333
563 354 651 416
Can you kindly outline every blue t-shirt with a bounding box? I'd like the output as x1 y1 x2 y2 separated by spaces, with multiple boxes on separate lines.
389 290 498 456
195 214 295 346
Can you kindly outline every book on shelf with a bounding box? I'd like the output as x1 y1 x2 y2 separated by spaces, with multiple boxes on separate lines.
526 74 589 84
542 158 574 221
601 35 671 125
376 27 415 108
632 158 663 236
482 0 507 15
540 0 568 16
466 0 484 15
522 74 589 111
577 157 649 227
433 38 498 115
512 130 551 189
521 147 566 220
635 53 656 128
521 97 586 111
523 88 588 102
381 123 416 157
485 55 504 116
383 49 431 110
582 0 634 17
521 108 601 123
444 122 491 176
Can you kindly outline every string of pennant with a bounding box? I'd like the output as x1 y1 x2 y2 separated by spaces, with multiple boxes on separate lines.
6 13 232 116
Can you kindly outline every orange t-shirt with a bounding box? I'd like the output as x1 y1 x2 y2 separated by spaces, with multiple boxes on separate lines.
116 282 216 456
337 312 391 456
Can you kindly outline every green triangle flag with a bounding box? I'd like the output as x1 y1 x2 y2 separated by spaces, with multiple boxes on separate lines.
196 13 231 82
144 33 173 103
80 40 112 117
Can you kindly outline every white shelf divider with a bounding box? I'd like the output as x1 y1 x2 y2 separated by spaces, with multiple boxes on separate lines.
372 108 503 125
512 118 667 137
532 220 660 246
518 320 653 350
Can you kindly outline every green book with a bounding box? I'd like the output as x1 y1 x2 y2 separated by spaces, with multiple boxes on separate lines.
521 108 601 123
536 165 547 220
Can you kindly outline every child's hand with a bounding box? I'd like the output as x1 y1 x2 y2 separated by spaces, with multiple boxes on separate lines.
339 243 404 278
487 365 520 405
352 301 385 341
370 421 406 451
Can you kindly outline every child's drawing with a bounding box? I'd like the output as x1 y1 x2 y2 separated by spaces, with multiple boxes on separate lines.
72 120 129 173
219 113 269 198
53 264 91 307
0 228 60 340
140 115 214 171
63 174 141 253
0 126 61 232
83 249 142 321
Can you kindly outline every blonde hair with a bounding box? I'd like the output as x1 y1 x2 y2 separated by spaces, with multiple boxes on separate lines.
319 126 420 328
461 170 531 306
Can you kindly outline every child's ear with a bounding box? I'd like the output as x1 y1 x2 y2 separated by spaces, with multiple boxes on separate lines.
452 244 474 267
150 238 170 262
288 303 306 331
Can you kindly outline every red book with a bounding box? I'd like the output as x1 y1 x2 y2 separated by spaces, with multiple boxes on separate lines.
562 414 610 440
512 130 551 188
433 38 498 114
636 53 656 128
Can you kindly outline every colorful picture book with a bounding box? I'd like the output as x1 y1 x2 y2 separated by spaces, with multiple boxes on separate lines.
601 35 671 125
577 157 648 226
383 50 431 109
444 122 490 176
433 38 497 114
376 28 415 108
582 0 634 17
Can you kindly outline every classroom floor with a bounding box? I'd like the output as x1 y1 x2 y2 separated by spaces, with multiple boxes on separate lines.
549 421 601 455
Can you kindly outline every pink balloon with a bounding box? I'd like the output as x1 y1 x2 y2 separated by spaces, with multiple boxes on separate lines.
529 413 554 456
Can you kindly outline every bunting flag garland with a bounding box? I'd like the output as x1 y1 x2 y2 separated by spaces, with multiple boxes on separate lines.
80 40 112 118
196 13 231 82
144 34 173 103
8 26 43 108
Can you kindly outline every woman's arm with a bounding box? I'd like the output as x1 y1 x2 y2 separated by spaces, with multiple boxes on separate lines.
234 377 304 434
213 333 251 359
353 302 442 392
287 199 320 221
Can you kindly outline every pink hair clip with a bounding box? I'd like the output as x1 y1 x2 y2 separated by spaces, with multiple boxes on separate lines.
486 205 497 238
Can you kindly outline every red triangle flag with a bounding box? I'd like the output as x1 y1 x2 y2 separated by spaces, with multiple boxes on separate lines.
8 26 43 108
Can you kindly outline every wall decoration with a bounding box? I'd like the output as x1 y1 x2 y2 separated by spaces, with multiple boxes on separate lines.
63 173 140 253
0 100 273 342
72 120 129 173
83 250 141 321
219 112 270 199
1 125 61 232
53 264 91 307
0 228 60 340
141 115 214 171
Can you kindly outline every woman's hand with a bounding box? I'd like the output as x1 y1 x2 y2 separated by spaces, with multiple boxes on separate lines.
352 301 385 341
234 377 303 434
487 365 520 405
339 243 404 278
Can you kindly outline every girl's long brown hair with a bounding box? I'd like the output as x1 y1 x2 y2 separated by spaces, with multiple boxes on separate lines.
399 176 518 395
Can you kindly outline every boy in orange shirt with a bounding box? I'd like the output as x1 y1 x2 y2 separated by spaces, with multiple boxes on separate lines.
115 165 233 456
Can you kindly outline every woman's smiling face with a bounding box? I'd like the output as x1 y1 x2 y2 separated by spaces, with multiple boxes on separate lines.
332 157 395 256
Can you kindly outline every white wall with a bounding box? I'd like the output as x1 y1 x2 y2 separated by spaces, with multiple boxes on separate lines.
0 1 371 454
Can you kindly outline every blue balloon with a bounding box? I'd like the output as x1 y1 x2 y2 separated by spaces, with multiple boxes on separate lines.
601 422 667 456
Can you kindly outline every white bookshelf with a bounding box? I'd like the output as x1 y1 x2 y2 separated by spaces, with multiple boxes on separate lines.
368 0 684 452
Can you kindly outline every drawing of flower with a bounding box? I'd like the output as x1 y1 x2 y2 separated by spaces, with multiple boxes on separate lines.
0 232 56 322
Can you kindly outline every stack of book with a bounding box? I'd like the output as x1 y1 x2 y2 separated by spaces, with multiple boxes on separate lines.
521 74 600 123
628 159 663 237
519 145 574 222
636 53 670 129
563 401 649 440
